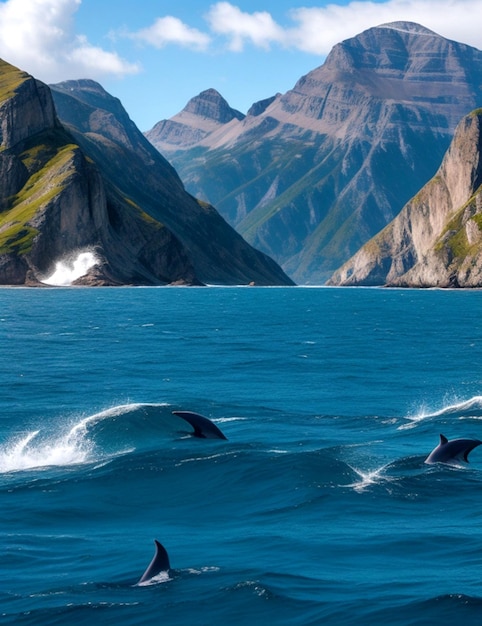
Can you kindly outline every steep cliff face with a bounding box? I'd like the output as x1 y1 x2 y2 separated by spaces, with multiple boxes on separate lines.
146 22 482 284
0 68 200 286
328 110 482 287
0 62 292 286
0 60 59 148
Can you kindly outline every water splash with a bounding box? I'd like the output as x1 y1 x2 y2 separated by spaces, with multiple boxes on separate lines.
68 403 148 438
0 428 93 473
0 403 173 474
41 251 98 286
136 571 171 586
399 395 482 430
345 463 392 493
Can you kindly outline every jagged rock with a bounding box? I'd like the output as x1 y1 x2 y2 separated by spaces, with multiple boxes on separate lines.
328 110 482 287
247 95 280 117
146 22 482 284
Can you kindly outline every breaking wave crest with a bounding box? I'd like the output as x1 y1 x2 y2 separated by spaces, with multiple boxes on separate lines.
0 403 200 473
401 395 482 429
0 428 93 473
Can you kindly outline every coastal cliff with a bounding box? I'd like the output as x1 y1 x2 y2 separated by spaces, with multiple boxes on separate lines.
0 62 293 286
328 110 482 287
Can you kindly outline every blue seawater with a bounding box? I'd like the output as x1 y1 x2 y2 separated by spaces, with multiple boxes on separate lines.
2 286 482 625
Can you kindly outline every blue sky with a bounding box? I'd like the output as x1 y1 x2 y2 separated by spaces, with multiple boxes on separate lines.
0 0 481 131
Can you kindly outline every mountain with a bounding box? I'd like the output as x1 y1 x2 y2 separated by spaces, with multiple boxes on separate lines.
147 88 245 150
0 62 292 286
146 22 482 284
327 109 482 287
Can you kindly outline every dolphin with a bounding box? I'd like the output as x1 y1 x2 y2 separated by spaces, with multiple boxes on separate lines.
172 410 228 440
424 434 482 465
137 540 171 585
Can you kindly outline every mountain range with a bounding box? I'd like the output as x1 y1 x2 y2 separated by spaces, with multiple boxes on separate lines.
1 21 482 288
146 21 482 284
0 64 292 286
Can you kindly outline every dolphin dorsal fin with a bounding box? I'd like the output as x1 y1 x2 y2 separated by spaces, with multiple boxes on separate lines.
440 434 448 445
137 540 171 584
173 410 228 440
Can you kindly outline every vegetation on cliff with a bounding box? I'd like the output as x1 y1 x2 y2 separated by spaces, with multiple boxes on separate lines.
328 111 482 288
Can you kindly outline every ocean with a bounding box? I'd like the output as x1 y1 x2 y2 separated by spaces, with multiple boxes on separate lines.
2 285 482 625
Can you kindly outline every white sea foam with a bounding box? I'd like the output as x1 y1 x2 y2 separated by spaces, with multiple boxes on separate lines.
0 428 92 473
41 251 98 286
136 571 171 586
399 395 482 430
0 403 174 473
0 402 234 473
215 416 247 423
68 403 147 438
68 402 172 445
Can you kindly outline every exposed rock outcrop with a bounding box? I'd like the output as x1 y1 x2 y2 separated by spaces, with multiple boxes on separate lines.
0 60 59 148
328 110 482 287
146 22 482 284
247 95 279 117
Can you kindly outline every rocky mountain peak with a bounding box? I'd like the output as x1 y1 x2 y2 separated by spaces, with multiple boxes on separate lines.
183 88 245 124
322 20 471 78
378 21 439 36
53 78 109 96
145 88 246 151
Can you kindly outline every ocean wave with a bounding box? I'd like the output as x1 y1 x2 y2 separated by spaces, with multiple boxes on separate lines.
0 403 226 474
358 593 482 625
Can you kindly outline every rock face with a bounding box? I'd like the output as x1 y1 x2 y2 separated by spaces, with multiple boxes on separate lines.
146 22 482 284
0 63 292 287
328 110 482 287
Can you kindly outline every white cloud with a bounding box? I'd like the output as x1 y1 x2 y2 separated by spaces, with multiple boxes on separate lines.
1 0 480 92
286 0 482 55
132 16 211 51
0 0 139 83
134 1 482 57
206 2 285 51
